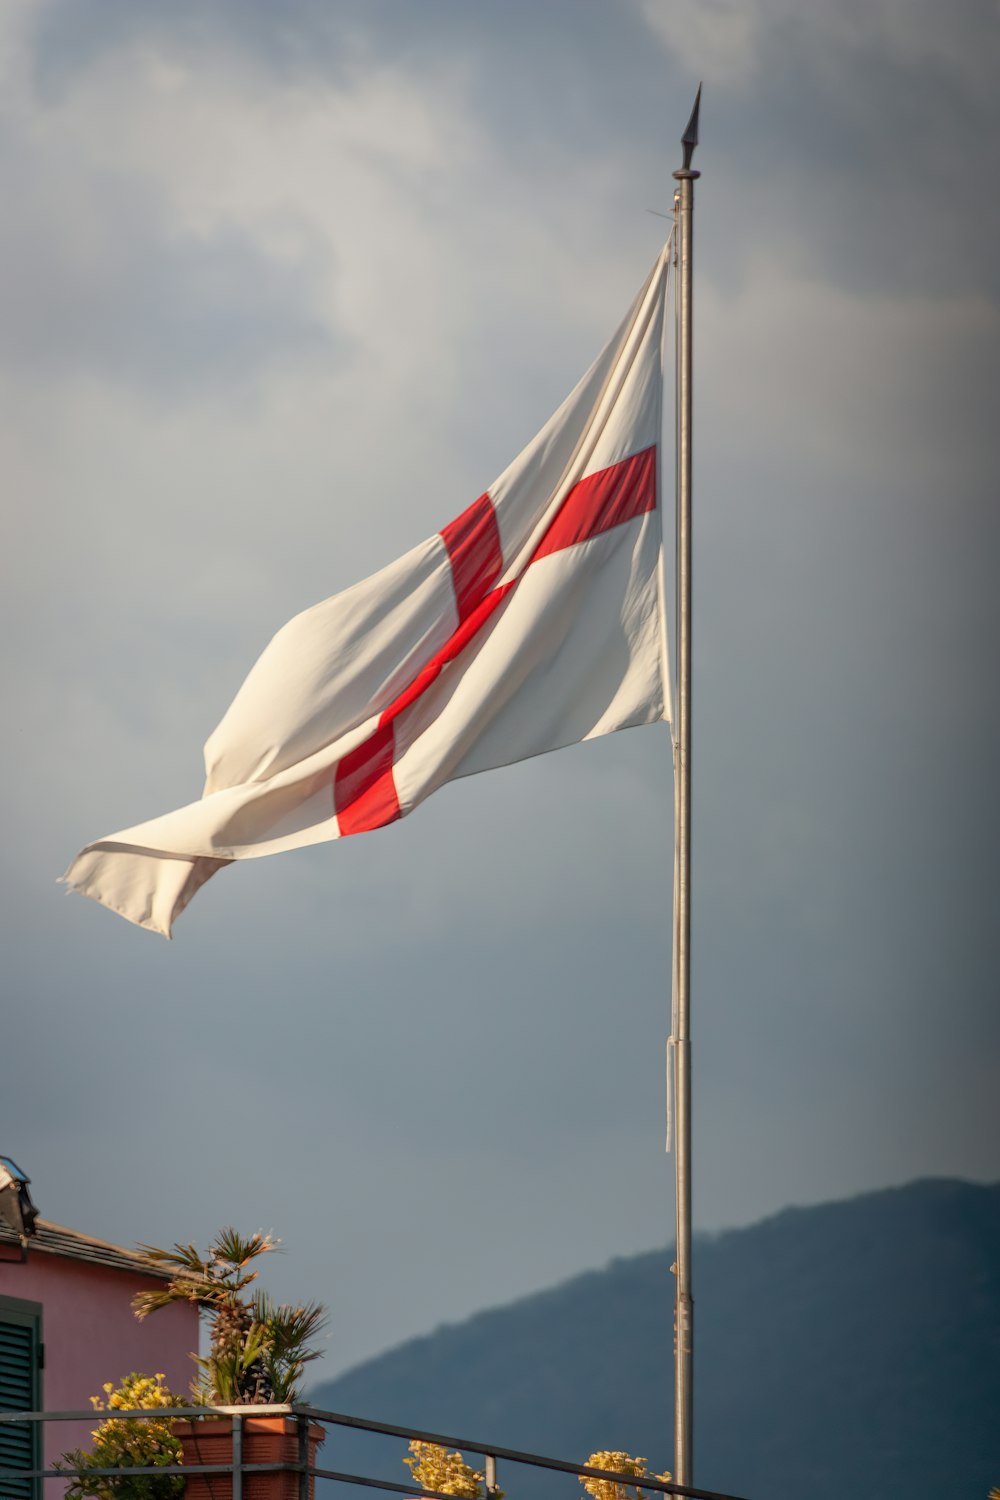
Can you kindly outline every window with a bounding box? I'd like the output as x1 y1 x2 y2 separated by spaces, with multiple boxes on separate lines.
0 1296 42 1500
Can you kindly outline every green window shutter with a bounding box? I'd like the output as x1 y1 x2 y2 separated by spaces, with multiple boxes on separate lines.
0 1309 40 1500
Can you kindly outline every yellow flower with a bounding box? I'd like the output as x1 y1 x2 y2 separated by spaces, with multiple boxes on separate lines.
403 1441 497 1500
579 1451 670 1500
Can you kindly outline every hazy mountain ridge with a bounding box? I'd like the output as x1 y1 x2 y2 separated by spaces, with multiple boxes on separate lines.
311 1179 1000 1500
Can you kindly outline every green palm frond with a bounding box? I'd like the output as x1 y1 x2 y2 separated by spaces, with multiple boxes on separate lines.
212 1228 278 1270
252 1294 328 1357
137 1240 207 1270
133 1279 217 1321
253 1296 328 1401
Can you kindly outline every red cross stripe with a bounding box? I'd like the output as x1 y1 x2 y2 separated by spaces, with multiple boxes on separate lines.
333 445 656 836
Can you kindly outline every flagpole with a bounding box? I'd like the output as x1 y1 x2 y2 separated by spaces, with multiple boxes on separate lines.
671 85 700 1497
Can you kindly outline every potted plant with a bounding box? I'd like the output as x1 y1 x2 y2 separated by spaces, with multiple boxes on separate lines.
133 1228 327 1500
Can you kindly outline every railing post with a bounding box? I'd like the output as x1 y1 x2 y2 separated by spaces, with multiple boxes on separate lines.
298 1413 310 1500
485 1454 498 1500
232 1411 243 1500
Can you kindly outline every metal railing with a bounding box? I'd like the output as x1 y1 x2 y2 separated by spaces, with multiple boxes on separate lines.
0 1404 751 1500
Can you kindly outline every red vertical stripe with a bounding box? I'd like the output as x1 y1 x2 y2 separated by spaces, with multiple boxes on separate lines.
440 493 503 623
334 723 400 836
377 581 514 727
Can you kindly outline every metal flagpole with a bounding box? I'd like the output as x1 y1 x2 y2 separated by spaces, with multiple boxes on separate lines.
671 84 700 1497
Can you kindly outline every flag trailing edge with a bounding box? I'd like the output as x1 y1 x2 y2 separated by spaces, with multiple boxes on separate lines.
63 246 673 937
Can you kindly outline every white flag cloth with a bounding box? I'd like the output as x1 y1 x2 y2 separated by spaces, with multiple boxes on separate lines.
64 248 672 936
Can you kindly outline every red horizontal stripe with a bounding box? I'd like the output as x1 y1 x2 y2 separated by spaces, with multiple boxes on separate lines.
440 493 503 624
532 447 656 563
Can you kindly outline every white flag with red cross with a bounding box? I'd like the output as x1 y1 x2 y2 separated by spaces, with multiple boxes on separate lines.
64 248 672 936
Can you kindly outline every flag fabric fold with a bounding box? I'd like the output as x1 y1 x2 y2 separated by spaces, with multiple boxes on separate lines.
64 247 672 936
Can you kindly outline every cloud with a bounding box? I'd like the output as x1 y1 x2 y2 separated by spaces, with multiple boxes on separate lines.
636 0 997 97
635 0 1000 305
0 27 340 394
0 197 336 395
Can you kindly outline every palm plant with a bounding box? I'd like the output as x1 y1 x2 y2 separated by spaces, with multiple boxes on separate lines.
133 1228 327 1405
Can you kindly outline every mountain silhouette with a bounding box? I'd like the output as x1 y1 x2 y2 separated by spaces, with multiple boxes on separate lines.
310 1178 1000 1500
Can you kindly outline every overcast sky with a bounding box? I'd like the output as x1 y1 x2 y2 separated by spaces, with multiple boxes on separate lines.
1 0 998 1380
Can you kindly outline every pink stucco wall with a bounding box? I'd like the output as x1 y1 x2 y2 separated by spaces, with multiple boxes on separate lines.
0 1249 199 1475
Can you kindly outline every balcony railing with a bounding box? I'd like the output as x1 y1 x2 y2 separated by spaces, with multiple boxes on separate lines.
0 1404 750 1500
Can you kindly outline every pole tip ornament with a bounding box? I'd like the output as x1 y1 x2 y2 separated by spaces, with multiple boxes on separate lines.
680 84 702 171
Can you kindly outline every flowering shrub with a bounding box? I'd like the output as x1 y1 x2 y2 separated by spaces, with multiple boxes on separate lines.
57 1372 184 1500
579 1451 671 1500
403 1440 503 1500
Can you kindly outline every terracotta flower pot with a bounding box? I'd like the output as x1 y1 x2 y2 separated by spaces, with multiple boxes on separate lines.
173 1416 325 1500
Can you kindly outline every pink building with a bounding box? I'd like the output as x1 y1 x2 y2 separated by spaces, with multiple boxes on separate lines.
1 1217 199 1489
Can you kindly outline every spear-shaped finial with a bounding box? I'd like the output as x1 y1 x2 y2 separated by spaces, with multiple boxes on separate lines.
680 84 702 171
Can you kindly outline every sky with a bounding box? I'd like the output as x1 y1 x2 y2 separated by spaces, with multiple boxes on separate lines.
1 0 998 1381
